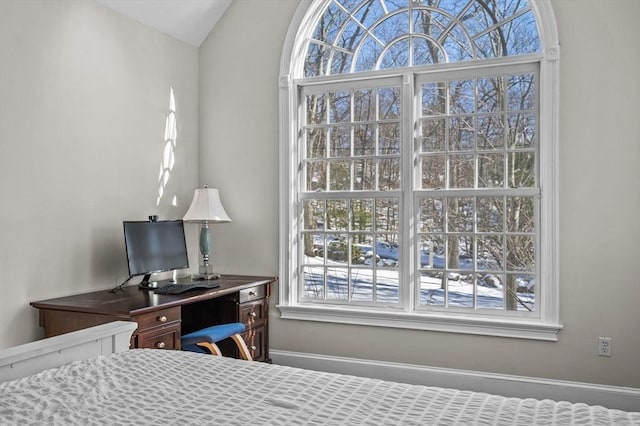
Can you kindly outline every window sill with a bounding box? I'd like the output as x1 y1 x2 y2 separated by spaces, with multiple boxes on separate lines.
277 304 563 341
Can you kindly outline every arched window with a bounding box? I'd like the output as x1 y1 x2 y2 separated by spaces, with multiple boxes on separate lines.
279 0 561 340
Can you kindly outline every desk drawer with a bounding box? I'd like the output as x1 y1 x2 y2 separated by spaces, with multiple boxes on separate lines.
136 307 181 331
239 285 265 303
243 325 266 362
137 323 181 350
239 299 267 327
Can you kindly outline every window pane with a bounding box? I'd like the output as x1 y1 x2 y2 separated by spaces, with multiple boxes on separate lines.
478 153 505 188
354 158 376 190
303 199 325 230
305 42 330 77
380 38 410 69
339 19 367 51
477 274 504 310
422 82 446 116
350 199 373 231
327 267 349 299
372 11 409 45
448 197 474 232
507 273 535 311
352 234 374 265
303 264 325 299
302 232 319 259
506 235 535 272
379 157 400 190
507 151 535 188
449 116 475 151
419 234 445 269
413 37 443 65
306 128 326 159
379 123 400 155
376 198 399 233
332 51 354 74
507 73 536 111
329 91 351 123
477 197 504 233
447 274 473 308
478 235 503 271
306 94 327 124
421 155 445 189
310 232 325 257
305 160 326 191
329 159 350 190
507 197 535 233
418 198 445 233
421 118 445 152
354 124 375 155
377 269 399 303
450 235 474 271
378 87 401 119
354 88 376 122
449 153 474 188
326 200 348 230
327 234 349 265
351 268 373 301
449 79 475 115
313 3 349 45
419 270 445 306
477 76 504 113
329 126 351 157
477 115 504 150
376 238 399 267
355 36 383 72
507 113 536 148
353 0 384 27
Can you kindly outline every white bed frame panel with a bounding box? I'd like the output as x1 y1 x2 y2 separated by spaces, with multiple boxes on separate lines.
271 349 640 412
0 321 137 383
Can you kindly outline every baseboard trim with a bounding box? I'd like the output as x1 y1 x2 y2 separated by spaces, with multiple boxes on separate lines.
270 350 640 412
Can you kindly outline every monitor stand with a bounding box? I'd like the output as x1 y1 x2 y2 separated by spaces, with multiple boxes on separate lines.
138 274 159 289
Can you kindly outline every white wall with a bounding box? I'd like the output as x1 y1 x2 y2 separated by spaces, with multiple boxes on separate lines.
0 0 199 348
199 0 640 388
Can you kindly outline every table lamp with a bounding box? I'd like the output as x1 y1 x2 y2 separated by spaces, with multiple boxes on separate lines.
183 185 231 280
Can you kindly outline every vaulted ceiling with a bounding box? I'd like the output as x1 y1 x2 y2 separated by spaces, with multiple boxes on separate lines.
95 0 232 47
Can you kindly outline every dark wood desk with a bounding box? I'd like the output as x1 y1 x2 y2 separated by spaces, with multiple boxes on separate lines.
31 275 276 362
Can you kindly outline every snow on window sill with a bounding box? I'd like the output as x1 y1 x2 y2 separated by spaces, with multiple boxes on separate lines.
277 304 563 341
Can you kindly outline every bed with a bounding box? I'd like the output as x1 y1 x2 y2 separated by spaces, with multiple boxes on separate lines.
1 322 638 425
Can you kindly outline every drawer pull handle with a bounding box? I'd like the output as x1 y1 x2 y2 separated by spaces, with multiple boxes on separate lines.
248 291 256 296
156 342 166 349
250 345 257 351
250 312 257 318
158 316 167 323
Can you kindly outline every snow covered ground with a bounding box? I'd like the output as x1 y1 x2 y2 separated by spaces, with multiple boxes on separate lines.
302 255 535 311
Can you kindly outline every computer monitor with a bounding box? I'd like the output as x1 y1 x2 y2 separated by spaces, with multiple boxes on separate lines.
123 219 189 288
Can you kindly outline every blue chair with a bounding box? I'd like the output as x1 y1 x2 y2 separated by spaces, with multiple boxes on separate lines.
181 322 253 361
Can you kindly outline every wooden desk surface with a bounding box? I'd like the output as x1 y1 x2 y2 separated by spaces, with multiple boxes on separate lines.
31 274 277 359
31 275 277 316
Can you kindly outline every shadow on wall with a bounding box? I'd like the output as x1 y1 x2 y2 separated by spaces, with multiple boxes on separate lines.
157 86 178 207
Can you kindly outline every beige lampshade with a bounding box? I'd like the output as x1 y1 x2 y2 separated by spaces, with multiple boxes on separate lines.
183 187 231 223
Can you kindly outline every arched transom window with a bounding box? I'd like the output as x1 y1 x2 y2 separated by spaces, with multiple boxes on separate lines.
279 0 560 340
304 0 540 76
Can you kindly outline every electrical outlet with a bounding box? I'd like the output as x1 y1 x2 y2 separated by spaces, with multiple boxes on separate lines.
598 337 612 357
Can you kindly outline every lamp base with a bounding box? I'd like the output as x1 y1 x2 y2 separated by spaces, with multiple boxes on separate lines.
192 262 220 281
191 272 221 281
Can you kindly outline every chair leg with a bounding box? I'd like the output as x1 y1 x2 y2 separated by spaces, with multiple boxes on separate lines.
230 333 253 361
195 335 253 361
196 342 223 356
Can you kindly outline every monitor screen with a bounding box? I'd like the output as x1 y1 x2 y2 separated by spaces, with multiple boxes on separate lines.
123 220 189 281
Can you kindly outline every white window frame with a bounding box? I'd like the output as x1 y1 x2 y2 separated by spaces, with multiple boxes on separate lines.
278 0 561 340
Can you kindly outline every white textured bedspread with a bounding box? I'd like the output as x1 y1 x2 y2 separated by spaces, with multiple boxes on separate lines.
0 349 638 425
